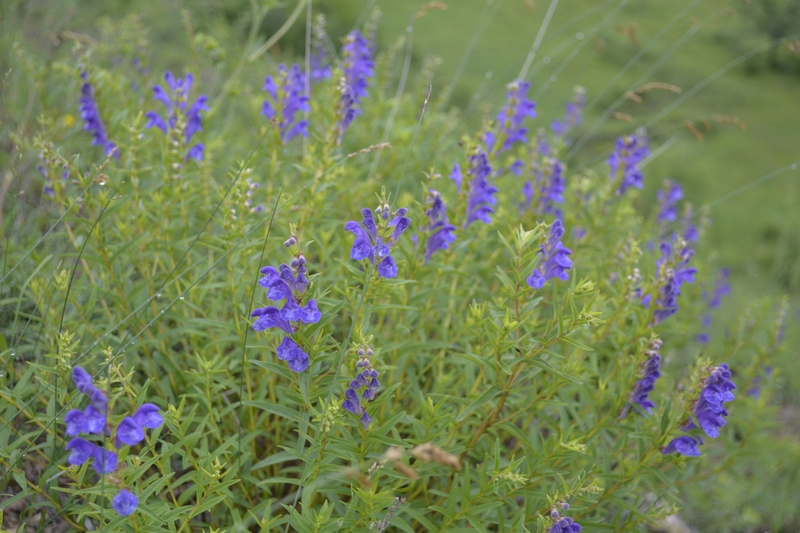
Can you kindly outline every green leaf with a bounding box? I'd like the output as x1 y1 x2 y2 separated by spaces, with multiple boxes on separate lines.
560 335 594 352
529 358 583 384
242 400 305 425
456 385 500 423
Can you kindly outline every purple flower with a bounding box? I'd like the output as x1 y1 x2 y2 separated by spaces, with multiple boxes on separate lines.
662 364 736 456
251 306 294 334
112 489 139 516
450 164 462 194
345 206 411 278
342 347 380 429
133 403 164 429
310 16 332 82
423 191 457 263
252 253 320 372
549 516 582 533
696 268 731 343
276 337 310 373
145 71 208 161
688 363 736 438
337 31 375 142
64 367 162 476
608 132 649 195
628 339 662 415
520 180 534 213
63 368 162 517
656 180 683 223
695 331 711 344
527 219 573 289
661 435 702 457
650 239 697 324
73 366 96 394
262 64 310 143
486 80 536 154
116 417 145 446
706 268 731 309
551 86 586 138
78 72 117 157
93 447 119 475
65 437 98 466
524 157 566 219
64 405 106 435
747 366 772 398
464 150 497 227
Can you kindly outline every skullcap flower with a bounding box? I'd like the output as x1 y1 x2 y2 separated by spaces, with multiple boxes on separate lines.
662 364 736 456
112 489 139 517
527 220 573 289
262 63 310 143
145 71 208 161
609 132 649 195
78 72 117 157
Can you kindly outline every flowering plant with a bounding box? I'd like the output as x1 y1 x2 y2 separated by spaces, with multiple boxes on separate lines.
1 6 795 533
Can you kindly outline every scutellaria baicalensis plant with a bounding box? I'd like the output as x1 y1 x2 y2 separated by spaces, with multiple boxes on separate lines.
527 218 573 289
464 149 497 226
551 86 586 139
251 240 320 372
262 63 310 143
608 130 650 195
64 367 163 516
345 202 411 278
624 337 663 415
485 80 537 154
341 344 381 429
5 9 794 532
422 189 456 263
663 364 737 456
78 71 117 157
145 71 208 161
337 30 375 142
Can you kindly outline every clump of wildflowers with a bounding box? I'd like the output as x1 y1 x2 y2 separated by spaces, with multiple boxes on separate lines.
342 345 380 430
79 71 117 157
527 219 573 289
464 150 497 227
662 363 736 456
608 131 649 195
485 80 537 154
345 201 411 278
337 30 375 142
64 366 163 516
145 71 208 161
262 64 310 143
251 242 320 373
422 190 456 263
626 338 663 415
551 86 586 138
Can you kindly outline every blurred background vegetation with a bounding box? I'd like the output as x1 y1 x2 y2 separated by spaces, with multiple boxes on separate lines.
2 0 799 529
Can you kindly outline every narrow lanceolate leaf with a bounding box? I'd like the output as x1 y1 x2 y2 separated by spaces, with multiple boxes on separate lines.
456 386 501 423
